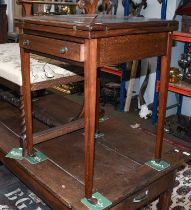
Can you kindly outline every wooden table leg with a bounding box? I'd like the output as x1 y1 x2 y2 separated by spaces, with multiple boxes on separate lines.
95 68 100 133
155 33 173 160
84 39 97 198
158 190 172 210
22 3 32 16
20 95 27 157
158 171 175 210
20 48 34 156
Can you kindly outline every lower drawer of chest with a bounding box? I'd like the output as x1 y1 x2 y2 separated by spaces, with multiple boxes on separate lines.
112 171 174 210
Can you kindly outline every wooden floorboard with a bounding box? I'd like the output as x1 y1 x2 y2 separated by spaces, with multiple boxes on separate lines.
98 118 173 164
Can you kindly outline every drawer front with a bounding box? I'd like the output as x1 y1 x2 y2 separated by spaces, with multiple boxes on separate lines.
112 171 174 210
20 34 85 62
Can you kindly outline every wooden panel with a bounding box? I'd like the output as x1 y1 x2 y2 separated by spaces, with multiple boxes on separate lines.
181 15 191 33
19 34 85 62
112 171 174 210
96 118 173 164
16 15 178 34
97 32 168 66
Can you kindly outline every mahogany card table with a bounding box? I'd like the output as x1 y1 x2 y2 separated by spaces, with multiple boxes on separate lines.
11 15 184 209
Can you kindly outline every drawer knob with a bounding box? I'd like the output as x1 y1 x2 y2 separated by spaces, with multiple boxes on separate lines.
133 190 149 203
60 47 68 54
23 40 31 46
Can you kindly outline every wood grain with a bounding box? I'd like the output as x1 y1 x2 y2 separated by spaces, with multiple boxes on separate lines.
20 48 34 156
155 33 173 160
20 34 85 62
84 39 97 198
98 33 167 66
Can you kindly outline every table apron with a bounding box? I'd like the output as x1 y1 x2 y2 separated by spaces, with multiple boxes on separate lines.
97 32 168 66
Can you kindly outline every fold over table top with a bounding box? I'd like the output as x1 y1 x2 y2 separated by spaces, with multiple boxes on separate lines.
16 15 178 38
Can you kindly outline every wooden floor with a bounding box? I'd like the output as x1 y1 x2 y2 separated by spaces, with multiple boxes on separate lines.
0 93 184 210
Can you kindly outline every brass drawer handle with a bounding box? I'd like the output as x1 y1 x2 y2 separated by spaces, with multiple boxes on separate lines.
133 190 149 203
23 40 31 46
60 47 68 54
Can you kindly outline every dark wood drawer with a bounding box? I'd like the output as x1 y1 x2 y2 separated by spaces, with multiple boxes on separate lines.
0 4 8 44
112 171 174 210
19 34 85 62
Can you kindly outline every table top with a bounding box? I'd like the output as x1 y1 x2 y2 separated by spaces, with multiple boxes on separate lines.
16 15 178 38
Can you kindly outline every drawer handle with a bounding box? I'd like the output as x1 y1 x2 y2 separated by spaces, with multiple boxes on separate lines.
133 190 149 203
23 40 31 46
60 47 68 54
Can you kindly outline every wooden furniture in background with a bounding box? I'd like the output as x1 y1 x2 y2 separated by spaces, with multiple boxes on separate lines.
16 0 79 16
0 1 84 156
176 0 191 16
0 4 7 43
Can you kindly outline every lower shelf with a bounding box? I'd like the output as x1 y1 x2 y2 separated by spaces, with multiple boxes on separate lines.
168 81 191 97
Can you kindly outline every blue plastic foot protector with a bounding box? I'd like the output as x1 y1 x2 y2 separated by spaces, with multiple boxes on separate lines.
81 192 112 210
145 160 170 171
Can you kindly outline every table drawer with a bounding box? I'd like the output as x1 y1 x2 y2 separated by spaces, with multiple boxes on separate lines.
20 34 85 62
112 171 174 210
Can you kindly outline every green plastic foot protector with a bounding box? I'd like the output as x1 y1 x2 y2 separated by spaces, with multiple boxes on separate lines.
25 151 48 164
81 192 112 210
145 160 170 171
95 132 104 139
99 116 109 123
6 148 23 160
